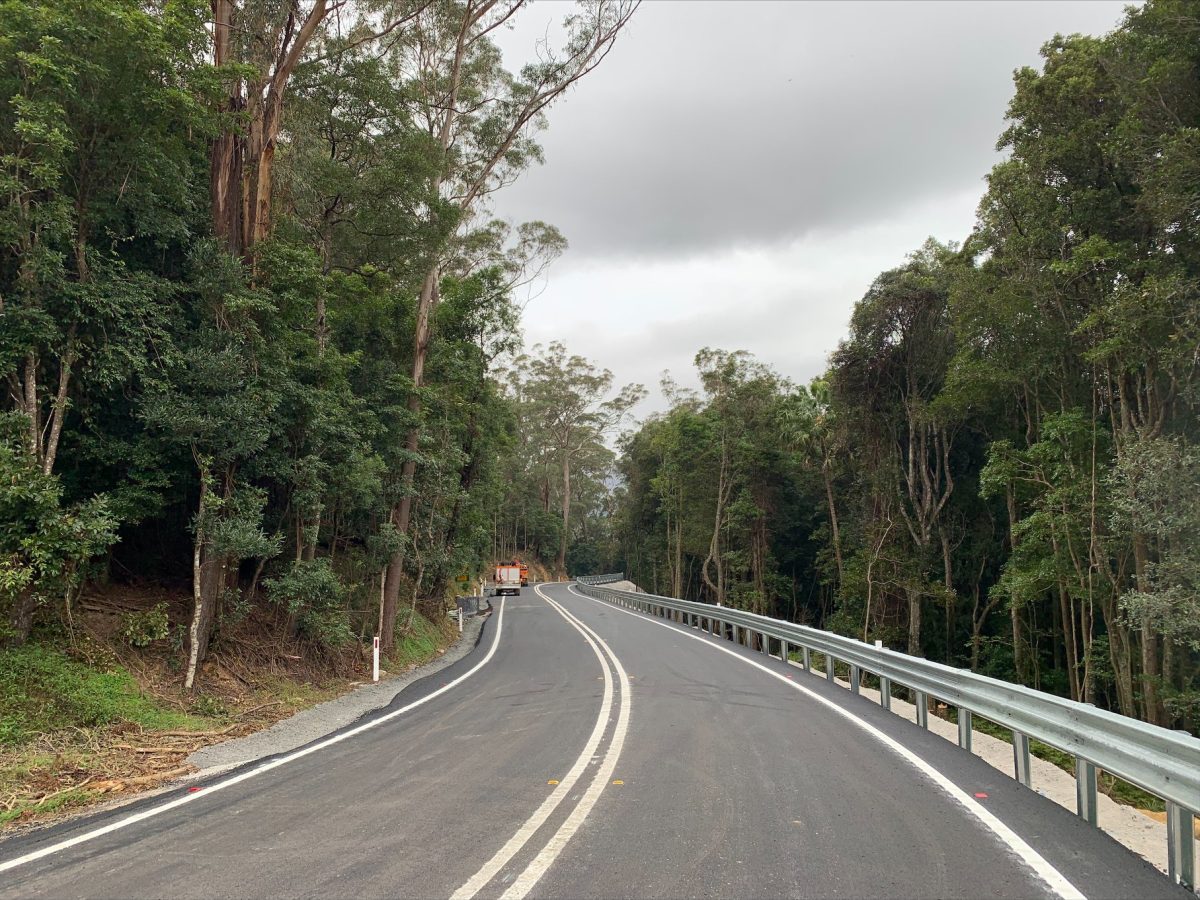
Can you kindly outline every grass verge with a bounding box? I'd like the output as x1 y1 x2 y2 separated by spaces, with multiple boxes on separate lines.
0 605 460 830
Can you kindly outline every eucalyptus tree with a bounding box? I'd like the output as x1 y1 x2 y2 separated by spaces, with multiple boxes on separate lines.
830 242 961 655
377 0 639 646
506 342 643 576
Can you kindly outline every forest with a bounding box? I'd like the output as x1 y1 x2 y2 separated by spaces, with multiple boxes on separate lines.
2 0 1198 745
598 0 1200 731
0 0 639 697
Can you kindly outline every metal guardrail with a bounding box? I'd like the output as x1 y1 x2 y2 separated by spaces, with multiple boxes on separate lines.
575 573 625 585
574 582 1200 891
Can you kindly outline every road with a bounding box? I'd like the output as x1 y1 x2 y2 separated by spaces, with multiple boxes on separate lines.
0 582 1186 899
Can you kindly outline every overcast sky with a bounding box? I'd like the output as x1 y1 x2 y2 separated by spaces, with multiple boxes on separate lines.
491 0 1130 418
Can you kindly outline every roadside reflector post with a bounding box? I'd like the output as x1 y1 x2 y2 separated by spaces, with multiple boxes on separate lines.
1075 757 1098 825
372 636 380 683
957 709 972 752
879 676 891 711
915 691 929 729
1167 801 1196 891
825 654 835 683
1013 732 1032 787
849 665 860 695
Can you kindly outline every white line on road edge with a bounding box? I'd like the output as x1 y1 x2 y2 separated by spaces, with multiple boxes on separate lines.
565 585 1087 900
450 584 628 900
497 591 632 900
0 599 510 877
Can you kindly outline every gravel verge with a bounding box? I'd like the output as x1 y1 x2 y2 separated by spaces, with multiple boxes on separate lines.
187 612 487 773
800 666 1186 877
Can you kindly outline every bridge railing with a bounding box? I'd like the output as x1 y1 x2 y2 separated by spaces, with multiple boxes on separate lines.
575 573 625 585
574 581 1200 891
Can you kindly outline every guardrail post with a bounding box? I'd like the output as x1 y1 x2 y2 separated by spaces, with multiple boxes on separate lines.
849 665 860 695
914 691 928 729
781 640 788 663
825 654 835 682
1013 732 1032 787
1167 801 1196 891
1075 757 1098 826
802 647 810 672
957 709 972 752
879 676 891 711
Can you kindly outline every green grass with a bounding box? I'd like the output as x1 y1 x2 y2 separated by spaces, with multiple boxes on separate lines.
386 607 455 671
0 643 209 746
0 786 93 826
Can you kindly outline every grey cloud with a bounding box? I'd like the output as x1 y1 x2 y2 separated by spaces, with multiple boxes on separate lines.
493 1 1129 262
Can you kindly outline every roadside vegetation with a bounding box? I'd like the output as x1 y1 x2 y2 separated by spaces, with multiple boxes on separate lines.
0 0 638 824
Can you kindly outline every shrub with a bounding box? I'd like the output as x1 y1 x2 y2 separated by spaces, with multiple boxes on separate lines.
265 559 352 647
120 603 170 648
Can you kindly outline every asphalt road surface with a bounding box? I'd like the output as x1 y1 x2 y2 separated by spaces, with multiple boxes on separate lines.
0 582 1187 899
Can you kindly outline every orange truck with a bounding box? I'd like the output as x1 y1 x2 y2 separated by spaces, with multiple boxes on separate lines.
517 560 529 586
494 564 522 597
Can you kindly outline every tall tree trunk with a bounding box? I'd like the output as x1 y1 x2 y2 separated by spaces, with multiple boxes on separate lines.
941 527 954 664
185 469 211 692
702 435 728 605
380 269 438 650
1133 533 1163 724
6 588 37 647
1005 484 1028 683
557 452 571 575
822 464 844 585
906 585 922 657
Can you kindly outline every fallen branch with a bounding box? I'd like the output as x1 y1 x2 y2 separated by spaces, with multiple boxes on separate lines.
240 700 284 716
30 776 97 806
154 724 240 738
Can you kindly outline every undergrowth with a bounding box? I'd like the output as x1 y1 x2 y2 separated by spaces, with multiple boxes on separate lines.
387 606 456 671
0 603 461 829
0 643 211 746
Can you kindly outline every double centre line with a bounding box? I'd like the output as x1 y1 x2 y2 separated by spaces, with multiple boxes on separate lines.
452 584 631 900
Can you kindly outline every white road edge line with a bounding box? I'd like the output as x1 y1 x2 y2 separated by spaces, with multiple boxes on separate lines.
497 591 632 900
566 585 1087 900
0 599 510 877
451 584 621 900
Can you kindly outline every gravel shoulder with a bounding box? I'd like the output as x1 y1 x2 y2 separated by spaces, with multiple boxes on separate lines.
187 612 487 773
803 664 1183 876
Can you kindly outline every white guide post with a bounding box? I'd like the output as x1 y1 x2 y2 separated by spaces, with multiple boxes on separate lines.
372 636 380 683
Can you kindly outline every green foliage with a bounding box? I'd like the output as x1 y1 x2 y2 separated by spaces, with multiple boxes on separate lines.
265 559 352 648
0 642 205 745
119 603 170 648
0 414 116 639
608 0 1200 731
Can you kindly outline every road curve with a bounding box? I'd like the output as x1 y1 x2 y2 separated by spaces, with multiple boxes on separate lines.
0 582 1186 899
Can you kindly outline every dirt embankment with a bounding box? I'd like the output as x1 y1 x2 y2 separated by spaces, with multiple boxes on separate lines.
1 583 458 832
